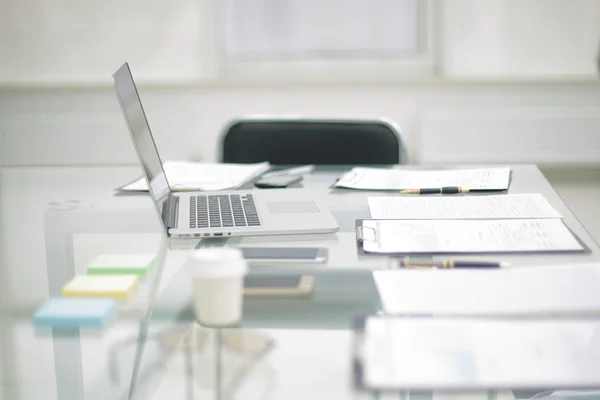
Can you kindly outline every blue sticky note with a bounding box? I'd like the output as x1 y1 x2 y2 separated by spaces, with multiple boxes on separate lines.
32 298 117 328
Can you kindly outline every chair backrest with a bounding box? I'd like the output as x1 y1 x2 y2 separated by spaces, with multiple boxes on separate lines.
220 117 407 165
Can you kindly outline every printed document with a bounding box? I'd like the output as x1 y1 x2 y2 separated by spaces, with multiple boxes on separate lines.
335 167 510 191
368 193 562 220
118 161 270 192
361 316 600 390
360 218 582 253
373 263 600 315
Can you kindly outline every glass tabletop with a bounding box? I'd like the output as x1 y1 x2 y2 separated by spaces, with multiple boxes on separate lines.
13 220 552 400
3 165 599 400
19 213 384 400
27 206 503 400
127 260 382 400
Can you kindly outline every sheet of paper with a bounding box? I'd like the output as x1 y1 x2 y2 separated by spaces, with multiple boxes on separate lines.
362 316 600 390
335 167 511 190
368 193 562 220
118 161 271 192
361 218 582 254
373 263 600 315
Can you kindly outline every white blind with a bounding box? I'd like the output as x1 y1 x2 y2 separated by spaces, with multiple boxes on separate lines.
225 0 421 60
0 0 204 84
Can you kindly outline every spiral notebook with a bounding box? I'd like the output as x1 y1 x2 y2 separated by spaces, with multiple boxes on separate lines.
355 219 585 254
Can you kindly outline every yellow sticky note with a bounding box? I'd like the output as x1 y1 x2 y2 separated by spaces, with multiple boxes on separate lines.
62 275 139 300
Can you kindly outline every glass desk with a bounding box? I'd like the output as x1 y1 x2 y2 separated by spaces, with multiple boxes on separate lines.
2 164 599 399
32 228 384 400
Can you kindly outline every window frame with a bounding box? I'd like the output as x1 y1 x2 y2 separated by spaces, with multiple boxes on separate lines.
213 0 438 84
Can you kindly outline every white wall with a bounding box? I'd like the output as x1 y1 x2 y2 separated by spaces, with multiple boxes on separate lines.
2 82 600 167
2 0 600 167
440 0 600 79
2 0 600 84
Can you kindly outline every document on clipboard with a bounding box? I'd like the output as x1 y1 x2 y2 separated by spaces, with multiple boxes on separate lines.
353 316 600 392
355 219 584 254
367 193 563 220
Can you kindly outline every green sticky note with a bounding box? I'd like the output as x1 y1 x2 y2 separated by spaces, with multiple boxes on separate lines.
87 254 157 276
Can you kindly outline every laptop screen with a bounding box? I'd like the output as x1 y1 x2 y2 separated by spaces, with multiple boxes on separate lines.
113 63 171 233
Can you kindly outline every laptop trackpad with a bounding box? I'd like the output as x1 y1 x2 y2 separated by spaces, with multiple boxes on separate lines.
267 201 319 214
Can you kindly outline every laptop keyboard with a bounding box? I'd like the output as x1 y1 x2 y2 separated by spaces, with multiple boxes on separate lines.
189 194 261 229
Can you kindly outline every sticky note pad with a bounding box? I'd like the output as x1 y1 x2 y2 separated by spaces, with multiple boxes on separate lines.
87 253 157 276
62 275 139 300
32 298 117 328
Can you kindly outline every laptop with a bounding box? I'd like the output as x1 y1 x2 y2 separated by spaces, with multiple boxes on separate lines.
112 63 339 239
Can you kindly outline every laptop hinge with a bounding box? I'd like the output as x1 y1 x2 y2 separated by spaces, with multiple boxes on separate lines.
162 194 179 230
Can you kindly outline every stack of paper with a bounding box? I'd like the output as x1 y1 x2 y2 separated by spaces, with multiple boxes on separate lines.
335 167 511 191
118 161 271 192
373 264 600 315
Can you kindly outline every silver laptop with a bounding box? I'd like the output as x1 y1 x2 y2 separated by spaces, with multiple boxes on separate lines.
112 63 339 239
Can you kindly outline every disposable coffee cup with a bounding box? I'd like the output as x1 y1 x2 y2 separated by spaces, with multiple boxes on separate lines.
187 247 248 327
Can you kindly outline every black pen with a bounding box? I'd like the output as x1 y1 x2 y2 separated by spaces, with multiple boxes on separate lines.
399 186 469 194
400 259 508 269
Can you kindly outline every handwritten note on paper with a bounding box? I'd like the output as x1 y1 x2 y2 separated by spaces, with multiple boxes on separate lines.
361 219 583 254
335 167 511 191
368 193 562 220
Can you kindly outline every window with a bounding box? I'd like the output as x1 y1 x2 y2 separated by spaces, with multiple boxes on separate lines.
221 0 436 82
0 0 433 85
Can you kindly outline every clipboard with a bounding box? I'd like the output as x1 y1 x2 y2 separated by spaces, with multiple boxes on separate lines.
354 219 589 255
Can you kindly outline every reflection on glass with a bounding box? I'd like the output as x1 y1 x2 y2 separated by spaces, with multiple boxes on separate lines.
109 325 275 399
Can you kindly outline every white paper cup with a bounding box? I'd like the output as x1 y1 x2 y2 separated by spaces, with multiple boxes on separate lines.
187 247 248 327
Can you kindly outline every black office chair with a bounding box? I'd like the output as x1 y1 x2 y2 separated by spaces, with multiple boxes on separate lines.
220 117 407 165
